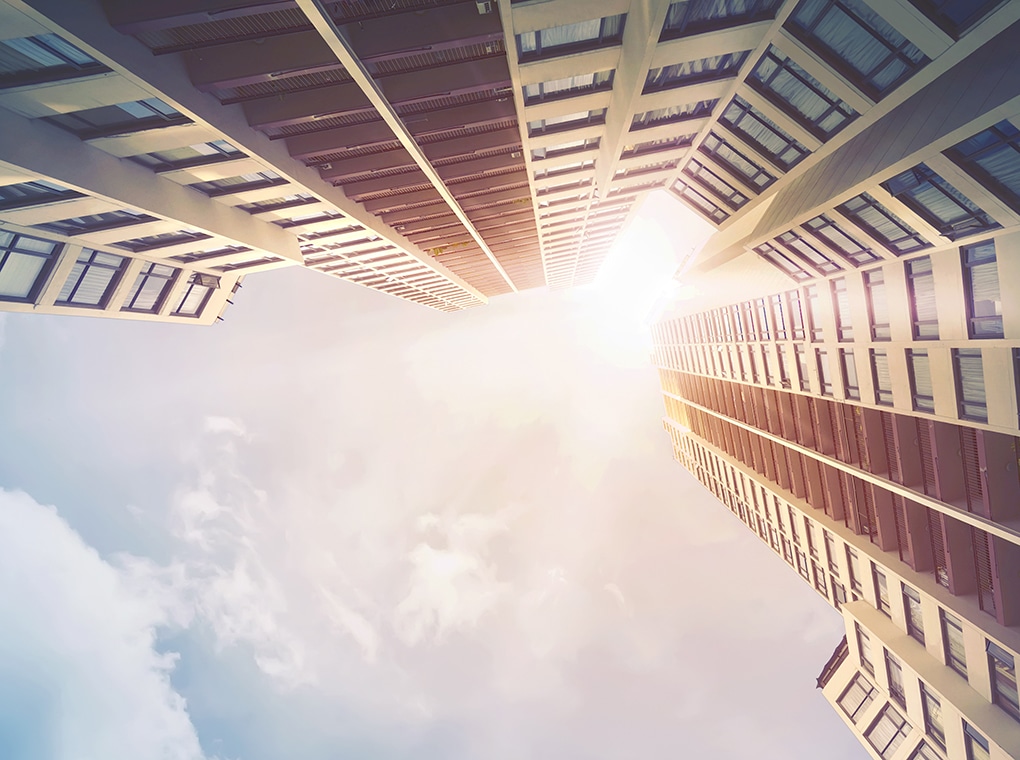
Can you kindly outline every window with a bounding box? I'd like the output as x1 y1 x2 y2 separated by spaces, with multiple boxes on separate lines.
824 530 838 571
795 344 810 391
631 101 716 131
832 579 847 608
44 98 189 138
760 344 774 385
772 294 787 340
645 51 749 91
620 136 694 159
846 546 863 595
964 722 991 760
0 179 83 211
56 249 126 308
920 684 946 749
789 289 806 339
883 163 1000 239
988 640 1020 722
719 96 810 170
683 159 750 209
832 277 853 340
904 584 925 644
841 349 860 400
864 268 891 339
748 46 857 138
670 180 729 223
886 651 906 707
38 209 156 236
804 214 879 266
121 262 178 313
872 349 893 405
776 229 843 275
130 140 242 171
812 562 828 594
113 229 212 254
907 349 935 413
954 348 987 422
660 0 780 39
806 284 823 341
190 170 285 198
838 672 877 722
517 14 626 61
756 298 771 340
906 256 939 339
941 609 967 678
0 33 107 86
523 70 614 104
837 193 931 254
872 564 890 615
172 273 218 318
0 231 59 302
949 119 1020 208
531 137 600 161
778 344 791 388
699 132 776 190
910 741 944 760
754 242 813 281
856 623 875 675
962 240 1003 338
817 350 833 395
866 703 912 759
787 0 928 99
528 109 606 137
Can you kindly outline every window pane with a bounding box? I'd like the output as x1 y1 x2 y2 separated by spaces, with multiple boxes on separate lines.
963 240 1003 338
720 95 810 170
950 118 1020 208
907 256 939 339
954 348 987 422
0 232 59 301
883 163 1000 238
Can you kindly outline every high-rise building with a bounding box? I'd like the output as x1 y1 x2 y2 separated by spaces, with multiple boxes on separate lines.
0 0 737 323
651 1 1020 758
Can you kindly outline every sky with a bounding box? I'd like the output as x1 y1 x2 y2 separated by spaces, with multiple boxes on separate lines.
0 191 867 760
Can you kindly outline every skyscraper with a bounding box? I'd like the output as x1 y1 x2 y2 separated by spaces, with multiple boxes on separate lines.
651 1 1020 758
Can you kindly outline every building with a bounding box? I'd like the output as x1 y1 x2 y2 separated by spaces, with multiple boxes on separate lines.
650 1 1020 759
0 0 738 324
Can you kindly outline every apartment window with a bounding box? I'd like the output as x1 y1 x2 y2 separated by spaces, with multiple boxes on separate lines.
55 249 126 308
824 530 838 570
988 640 1020 722
841 349 860 400
789 289 806 339
856 623 875 675
795 344 810 391
871 564 890 615
0 33 106 86
523 70 615 104
962 240 1003 338
518 14 625 60
866 703 912 759
910 742 944 760
837 193 931 254
761 344 774 385
38 209 157 236
804 214 880 266
670 180 729 223
815 350 832 395
683 159 749 209
172 273 218 318
778 345 792 388
754 242 813 281
44 97 189 139
699 132 776 190
941 609 967 678
906 256 939 339
908 349 935 413
660 0 781 40
949 119 1020 208
631 101 716 130
748 345 759 382
864 268 891 339
787 0 928 99
871 350 893 406
0 179 83 211
528 109 606 138
121 262 178 313
886 651 906 707
130 140 243 171
531 137 600 161
719 96 810 170
771 294 787 339
644 51 750 91
883 163 1000 239
904 584 925 643
812 562 828 594
832 579 847 608
830 278 852 340
954 348 987 422
756 298 771 340
748 46 857 138
0 231 59 302
620 136 695 159
838 672 877 722
964 722 992 760
806 284 823 341
777 229 843 275
920 684 946 749
846 546 863 595
190 171 285 198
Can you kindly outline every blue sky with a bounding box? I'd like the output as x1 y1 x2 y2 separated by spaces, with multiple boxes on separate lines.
0 192 866 759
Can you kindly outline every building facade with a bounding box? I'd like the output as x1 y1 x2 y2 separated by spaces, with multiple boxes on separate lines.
651 1 1020 759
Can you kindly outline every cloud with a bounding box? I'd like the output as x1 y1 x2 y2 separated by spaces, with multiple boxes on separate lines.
0 489 208 760
203 416 247 437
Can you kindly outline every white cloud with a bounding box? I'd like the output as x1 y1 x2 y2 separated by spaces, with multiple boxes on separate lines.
0 489 208 760
203 416 247 437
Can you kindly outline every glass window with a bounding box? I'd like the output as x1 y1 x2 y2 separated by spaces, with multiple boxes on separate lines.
113 229 212 254
517 14 626 61
866 703 912 759
777 229 843 275
817 349 833 395
962 240 1003 338
44 97 189 138
699 131 776 190
121 262 178 313
941 609 967 678
837 193 931 254
660 0 781 39
824 529 838 571
908 349 935 413
778 344 791 388
645 51 749 91
838 672 877 722
0 179 83 211
748 46 857 138
190 170 285 198
846 546 863 594
56 249 126 307
772 294 787 339
832 277 853 340
719 95 810 170
683 159 750 209
0 33 106 86
523 70 615 104
910 741 945 760
761 343 774 384
904 584 925 644
795 344 810 391
789 289 805 339
920 684 946 749
949 118 1020 209
954 348 987 422
806 284 823 341
832 578 847 608
172 273 218 318
989 640 1020 722
787 0 929 99
883 163 1000 239
130 140 242 171
803 214 879 266
856 622 875 675
531 137 600 161
864 268 891 339
907 256 939 339
841 349 860 399
754 241 813 281
872 350 893 406
886 651 906 707
528 109 605 137
964 721 991 760
670 179 729 223
909 0 1007 37
631 100 716 130
0 231 59 302
38 209 156 236
872 564 890 615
